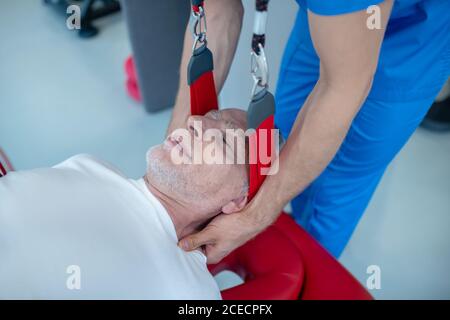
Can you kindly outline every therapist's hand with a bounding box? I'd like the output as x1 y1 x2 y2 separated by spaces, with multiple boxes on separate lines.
178 203 271 264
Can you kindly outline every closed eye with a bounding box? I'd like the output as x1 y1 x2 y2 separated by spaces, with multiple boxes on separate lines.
222 131 228 146
207 110 221 120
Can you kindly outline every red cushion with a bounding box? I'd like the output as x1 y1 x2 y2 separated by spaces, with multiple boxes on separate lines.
208 224 304 300
273 213 372 300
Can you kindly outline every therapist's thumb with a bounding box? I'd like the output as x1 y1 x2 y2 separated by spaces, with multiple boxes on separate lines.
178 230 214 251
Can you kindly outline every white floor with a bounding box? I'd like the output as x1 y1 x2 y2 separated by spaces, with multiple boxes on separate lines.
0 1 449 299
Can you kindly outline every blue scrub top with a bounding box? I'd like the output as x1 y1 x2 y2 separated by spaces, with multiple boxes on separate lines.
294 0 450 102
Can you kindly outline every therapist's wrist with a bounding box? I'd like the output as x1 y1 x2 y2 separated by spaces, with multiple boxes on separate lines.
244 192 283 232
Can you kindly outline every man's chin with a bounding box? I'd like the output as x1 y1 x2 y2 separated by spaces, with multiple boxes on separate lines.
145 145 190 200
146 145 164 169
146 143 194 179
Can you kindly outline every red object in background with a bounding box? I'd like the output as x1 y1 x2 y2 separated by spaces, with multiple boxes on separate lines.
126 78 141 103
209 213 373 300
124 54 219 113
125 56 142 103
0 162 6 177
124 55 219 115
0 147 14 177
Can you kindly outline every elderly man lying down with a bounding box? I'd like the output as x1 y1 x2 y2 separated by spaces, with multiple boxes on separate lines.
0 109 249 300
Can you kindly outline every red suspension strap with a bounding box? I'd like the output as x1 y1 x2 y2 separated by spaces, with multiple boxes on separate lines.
188 0 218 116
247 0 277 201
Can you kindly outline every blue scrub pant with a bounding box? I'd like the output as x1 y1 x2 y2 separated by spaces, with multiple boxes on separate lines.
275 11 444 258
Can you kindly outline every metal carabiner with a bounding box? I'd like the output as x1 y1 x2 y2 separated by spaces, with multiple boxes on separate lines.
250 43 269 97
191 6 207 52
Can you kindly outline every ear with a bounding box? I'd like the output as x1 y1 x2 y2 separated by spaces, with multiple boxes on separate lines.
221 195 248 214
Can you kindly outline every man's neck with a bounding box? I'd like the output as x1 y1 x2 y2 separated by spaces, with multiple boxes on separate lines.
143 175 207 240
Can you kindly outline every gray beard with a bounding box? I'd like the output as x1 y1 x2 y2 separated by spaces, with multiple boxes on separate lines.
145 146 191 200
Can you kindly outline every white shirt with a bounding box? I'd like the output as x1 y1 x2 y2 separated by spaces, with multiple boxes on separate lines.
0 154 221 300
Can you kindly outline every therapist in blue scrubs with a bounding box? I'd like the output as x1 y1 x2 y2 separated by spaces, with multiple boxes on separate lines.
171 0 450 262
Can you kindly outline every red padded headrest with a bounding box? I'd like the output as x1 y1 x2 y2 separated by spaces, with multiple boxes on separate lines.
208 223 304 300
272 214 373 300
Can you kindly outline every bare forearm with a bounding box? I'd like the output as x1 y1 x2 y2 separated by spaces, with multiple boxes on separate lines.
167 0 243 135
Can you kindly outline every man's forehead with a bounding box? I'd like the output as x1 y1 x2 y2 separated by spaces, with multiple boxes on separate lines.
206 109 246 130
